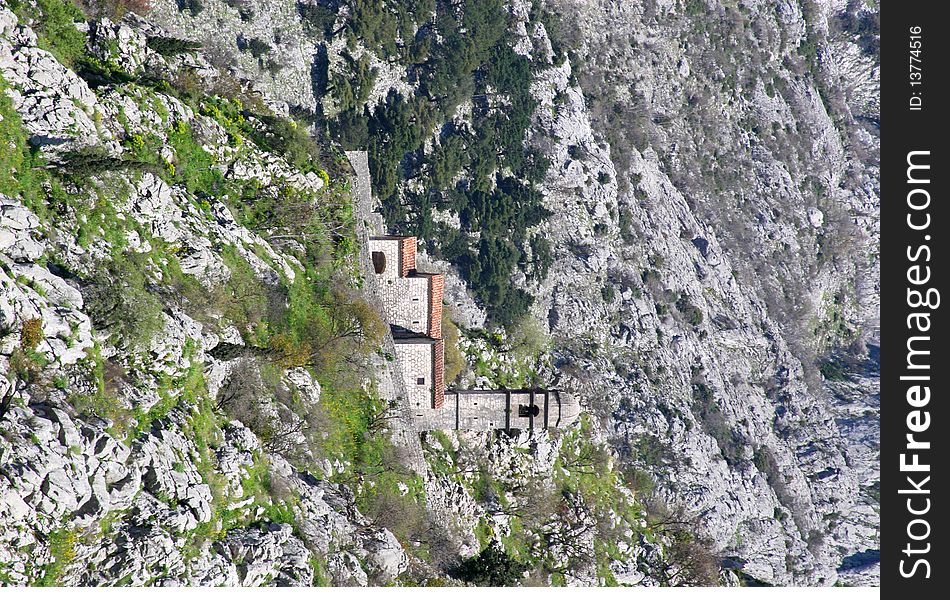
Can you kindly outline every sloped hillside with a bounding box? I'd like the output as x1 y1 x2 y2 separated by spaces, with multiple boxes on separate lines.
1 0 879 587
1 1 686 587
0 0 409 585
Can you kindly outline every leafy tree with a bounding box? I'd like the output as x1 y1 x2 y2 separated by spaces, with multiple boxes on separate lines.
298 2 338 37
146 36 202 57
9 0 87 67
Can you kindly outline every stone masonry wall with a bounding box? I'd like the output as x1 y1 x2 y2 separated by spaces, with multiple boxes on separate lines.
369 238 401 279
394 341 435 411
370 239 430 335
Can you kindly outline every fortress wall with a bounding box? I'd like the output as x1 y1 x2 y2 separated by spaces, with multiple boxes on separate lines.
509 391 550 429
385 278 430 334
369 238 431 336
346 151 426 472
456 391 510 430
395 341 435 411
408 390 563 431
410 401 456 431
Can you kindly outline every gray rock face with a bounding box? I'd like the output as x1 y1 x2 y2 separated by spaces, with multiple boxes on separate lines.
0 3 406 587
521 0 879 585
0 16 111 155
0 0 877 587
0 196 43 261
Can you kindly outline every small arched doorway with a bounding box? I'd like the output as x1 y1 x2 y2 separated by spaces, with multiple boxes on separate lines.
518 404 541 418
372 251 387 274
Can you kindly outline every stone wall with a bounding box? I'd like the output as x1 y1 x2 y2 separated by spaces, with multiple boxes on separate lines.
394 340 435 411
370 237 442 338
345 151 424 472
369 238 401 279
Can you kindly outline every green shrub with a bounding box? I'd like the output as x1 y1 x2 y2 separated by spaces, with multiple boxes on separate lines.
165 119 221 193
244 37 272 59
11 0 88 68
452 542 528 587
245 114 321 172
330 52 377 113
752 446 780 481
74 55 137 88
622 467 655 497
442 312 464 385
818 358 847 381
675 294 704 326
50 147 147 176
176 0 204 16
692 383 743 466
8 347 44 388
34 528 78 586
82 254 165 350
19 318 44 351
297 2 337 37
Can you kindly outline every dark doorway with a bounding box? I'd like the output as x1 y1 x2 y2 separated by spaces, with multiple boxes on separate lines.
518 404 540 418
372 251 387 274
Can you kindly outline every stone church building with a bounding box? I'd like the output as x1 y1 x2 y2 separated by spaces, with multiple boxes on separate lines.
368 236 579 432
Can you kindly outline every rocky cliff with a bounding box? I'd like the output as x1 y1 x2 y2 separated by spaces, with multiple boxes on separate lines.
0 0 878 587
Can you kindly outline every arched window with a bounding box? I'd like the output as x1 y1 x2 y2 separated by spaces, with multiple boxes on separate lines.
372 251 387 274
518 405 540 418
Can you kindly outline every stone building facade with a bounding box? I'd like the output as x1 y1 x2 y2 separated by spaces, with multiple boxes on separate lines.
368 235 578 431
370 236 446 409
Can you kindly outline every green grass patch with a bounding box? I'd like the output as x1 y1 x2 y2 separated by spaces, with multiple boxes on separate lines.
33 527 79 586
0 74 38 202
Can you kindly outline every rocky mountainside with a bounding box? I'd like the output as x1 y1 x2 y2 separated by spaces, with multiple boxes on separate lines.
527 0 880 585
1 0 878 587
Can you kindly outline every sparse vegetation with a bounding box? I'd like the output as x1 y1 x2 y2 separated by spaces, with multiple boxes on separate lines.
8 0 87 67
33 528 79 586
19 318 44 351
0 74 35 201
691 382 743 466
82 253 166 350
328 0 556 327
835 0 880 58
442 311 465 385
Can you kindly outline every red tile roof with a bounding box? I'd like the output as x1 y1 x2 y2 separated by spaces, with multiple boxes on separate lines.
433 339 445 409
400 237 416 276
